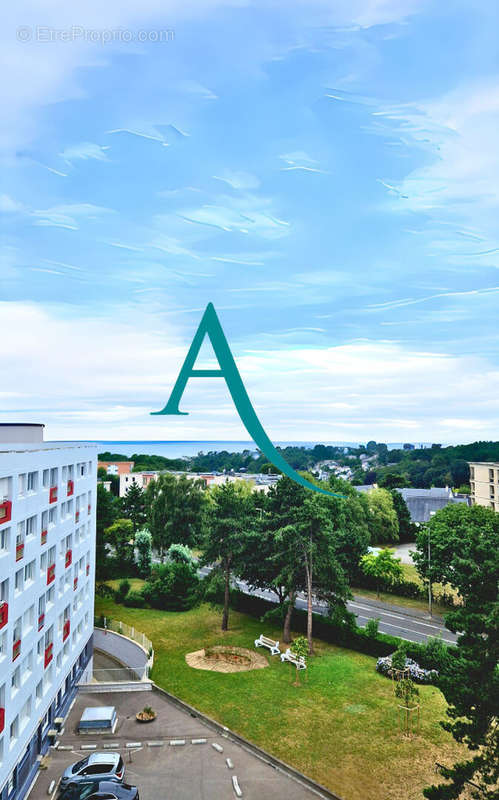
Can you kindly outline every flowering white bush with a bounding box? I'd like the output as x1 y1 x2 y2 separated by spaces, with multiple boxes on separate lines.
376 654 438 684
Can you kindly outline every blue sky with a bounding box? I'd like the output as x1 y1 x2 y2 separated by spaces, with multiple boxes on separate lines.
2 0 499 443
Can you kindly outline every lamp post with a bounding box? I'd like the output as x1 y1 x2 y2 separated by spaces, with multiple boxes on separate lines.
428 511 434 617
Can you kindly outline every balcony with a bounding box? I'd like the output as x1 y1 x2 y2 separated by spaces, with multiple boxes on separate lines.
47 563 55 585
0 602 8 630
12 639 21 661
0 500 12 526
41 528 48 545
38 612 45 631
0 707 4 734
67 479 74 497
44 642 53 668
86 564 90 576
15 542 24 562
65 549 72 568
73 576 78 591
75 510 80 523
49 486 57 504
62 619 70 642
88 504 91 515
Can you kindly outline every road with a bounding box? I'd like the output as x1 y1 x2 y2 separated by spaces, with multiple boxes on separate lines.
194 566 456 646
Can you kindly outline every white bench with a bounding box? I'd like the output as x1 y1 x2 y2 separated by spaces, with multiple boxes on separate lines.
280 648 307 669
254 635 280 656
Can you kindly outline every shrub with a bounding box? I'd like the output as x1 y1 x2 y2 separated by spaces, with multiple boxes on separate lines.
166 543 195 565
142 561 200 611
123 590 146 608
365 617 380 638
376 654 438 684
116 579 131 603
391 643 408 671
291 635 309 661
95 583 116 599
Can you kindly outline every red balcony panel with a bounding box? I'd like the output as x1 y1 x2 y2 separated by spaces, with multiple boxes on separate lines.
0 602 8 630
67 480 74 497
73 577 78 591
88 504 91 515
65 549 72 568
15 542 24 562
62 620 70 642
38 613 45 631
47 564 55 585
41 529 48 545
44 642 53 668
0 707 4 734
75 511 80 523
12 639 21 661
86 564 90 576
49 486 57 504
0 501 12 526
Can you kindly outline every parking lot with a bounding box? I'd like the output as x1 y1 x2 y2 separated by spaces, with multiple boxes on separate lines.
27 689 322 800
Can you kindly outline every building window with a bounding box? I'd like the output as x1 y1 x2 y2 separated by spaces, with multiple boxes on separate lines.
18 475 26 497
11 667 20 694
49 507 57 528
20 697 31 730
23 606 34 634
0 528 9 556
9 716 18 746
24 560 35 585
27 472 38 493
35 680 43 704
14 569 23 595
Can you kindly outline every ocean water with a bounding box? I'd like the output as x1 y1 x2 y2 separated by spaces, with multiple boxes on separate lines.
92 440 361 459
91 440 429 458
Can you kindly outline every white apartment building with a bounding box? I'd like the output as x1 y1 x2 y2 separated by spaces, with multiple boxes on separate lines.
469 462 499 511
0 424 96 800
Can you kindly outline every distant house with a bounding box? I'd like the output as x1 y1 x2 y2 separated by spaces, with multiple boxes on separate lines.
469 462 499 512
98 460 134 476
395 487 469 524
354 484 377 493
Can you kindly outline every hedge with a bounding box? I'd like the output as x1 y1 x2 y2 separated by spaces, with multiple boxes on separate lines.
229 589 452 670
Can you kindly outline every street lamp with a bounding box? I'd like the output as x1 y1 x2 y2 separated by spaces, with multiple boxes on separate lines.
428 511 435 617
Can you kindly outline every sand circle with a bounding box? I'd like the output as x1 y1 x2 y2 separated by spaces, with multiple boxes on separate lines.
185 645 268 673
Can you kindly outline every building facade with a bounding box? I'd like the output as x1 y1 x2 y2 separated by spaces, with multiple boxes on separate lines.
469 462 499 511
0 425 96 800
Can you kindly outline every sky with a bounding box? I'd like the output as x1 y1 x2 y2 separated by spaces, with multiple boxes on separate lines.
1 0 499 444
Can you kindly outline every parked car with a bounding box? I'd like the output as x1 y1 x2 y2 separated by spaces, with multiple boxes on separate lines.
59 781 138 800
60 753 125 788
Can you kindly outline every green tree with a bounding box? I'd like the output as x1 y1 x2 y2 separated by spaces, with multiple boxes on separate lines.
135 529 152 578
367 487 399 543
390 489 416 543
146 473 206 558
96 484 118 576
413 505 499 799
202 481 257 631
360 548 403 598
97 466 108 480
104 518 135 570
120 482 146 532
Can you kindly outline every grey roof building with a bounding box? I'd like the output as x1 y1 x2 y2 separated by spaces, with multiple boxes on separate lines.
395 487 470 523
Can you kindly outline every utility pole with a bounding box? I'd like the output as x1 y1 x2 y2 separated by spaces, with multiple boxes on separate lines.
428 512 434 617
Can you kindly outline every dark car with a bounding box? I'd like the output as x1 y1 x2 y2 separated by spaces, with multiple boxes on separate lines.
60 753 125 787
59 781 139 800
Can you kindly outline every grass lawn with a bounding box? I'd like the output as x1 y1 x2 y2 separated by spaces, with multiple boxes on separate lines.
106 578 146 593
95 595 464 800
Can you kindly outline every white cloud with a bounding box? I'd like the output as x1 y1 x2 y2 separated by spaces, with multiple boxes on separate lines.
2 300 499 443
0 194 24 212
31 202 114 229
212 171 260 190
60 141 110 163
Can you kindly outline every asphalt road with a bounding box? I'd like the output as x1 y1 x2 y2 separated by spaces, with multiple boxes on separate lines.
194 566 457 646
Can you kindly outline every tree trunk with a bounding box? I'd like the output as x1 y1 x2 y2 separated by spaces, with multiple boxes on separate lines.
283 593 295 644
222 564 230 631
305 563 314 655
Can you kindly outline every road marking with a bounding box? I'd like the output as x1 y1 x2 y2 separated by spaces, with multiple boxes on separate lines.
170 739 186 746
349 602 451 632
212 743 224 753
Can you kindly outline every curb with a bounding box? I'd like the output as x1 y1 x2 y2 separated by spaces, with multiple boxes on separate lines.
151 683 344 800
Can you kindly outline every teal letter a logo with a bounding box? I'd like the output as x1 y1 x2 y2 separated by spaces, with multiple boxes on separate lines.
152 303 344 497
